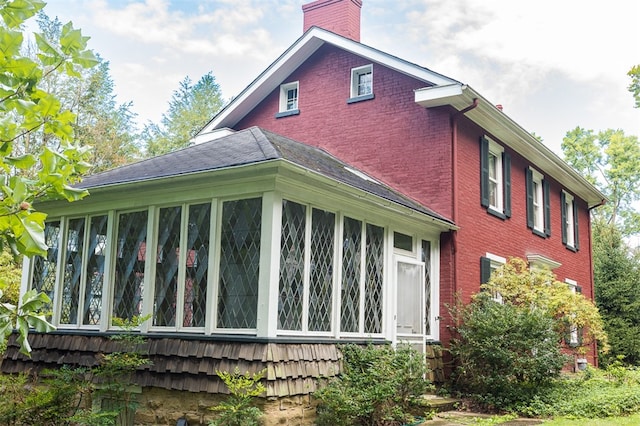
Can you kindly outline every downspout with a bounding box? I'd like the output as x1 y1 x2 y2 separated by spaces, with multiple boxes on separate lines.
449 98 478 300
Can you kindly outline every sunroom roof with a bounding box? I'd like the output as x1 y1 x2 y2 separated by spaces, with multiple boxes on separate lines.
78 127 454 228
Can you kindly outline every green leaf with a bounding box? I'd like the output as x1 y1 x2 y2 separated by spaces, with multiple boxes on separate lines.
4 154 36 169
17 211 47 256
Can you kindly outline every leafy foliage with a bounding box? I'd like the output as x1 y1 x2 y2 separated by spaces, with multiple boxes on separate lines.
450 296 568 408
592 220 640 366
314 343 432 426
629 64 640 109
0 0 97 354
562 127 640 235
209 368 266 426
0 246 23 305
450 257 607 410
517 365 640 419
143 72 224 156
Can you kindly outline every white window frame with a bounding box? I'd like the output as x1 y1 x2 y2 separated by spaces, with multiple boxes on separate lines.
530 168 544 232
278 81 299 113
486 252 506 303
564 191 576 248
565 278 579 345
350 64 373 98
488 140 504 213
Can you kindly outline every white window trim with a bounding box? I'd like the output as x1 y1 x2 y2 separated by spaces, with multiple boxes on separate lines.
488 139 504 213
527 254 561 270
350 64 373 99
486 252 506 303
564 191 576 248
565 278 579 345
278 81 299 113
530 168 544 232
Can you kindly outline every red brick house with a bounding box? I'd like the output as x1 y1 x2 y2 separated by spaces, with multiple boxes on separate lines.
4 0 603 420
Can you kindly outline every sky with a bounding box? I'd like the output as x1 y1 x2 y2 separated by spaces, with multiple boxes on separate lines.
39 0 639 155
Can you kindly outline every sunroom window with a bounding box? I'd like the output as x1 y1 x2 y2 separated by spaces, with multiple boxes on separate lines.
217 197 262 329
31 221 61 317
112 210 148 324
278 200 336 333
341 217 384 334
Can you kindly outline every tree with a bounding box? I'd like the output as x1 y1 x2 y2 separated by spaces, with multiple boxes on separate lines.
143 72 224 156
562 127 640 235
31 13 140 173
0 0 97 355
629 65 640 108
592 219 640 366
450 257 607 408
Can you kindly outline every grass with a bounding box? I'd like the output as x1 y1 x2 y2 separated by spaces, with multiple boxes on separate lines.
541 412 640 425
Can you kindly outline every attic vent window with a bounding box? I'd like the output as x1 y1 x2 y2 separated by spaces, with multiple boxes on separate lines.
348 64 374 103
276 81 300 118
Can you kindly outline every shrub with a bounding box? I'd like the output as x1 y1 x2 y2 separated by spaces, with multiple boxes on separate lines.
314 343 432 426
450 296 569 409
209 368 265 426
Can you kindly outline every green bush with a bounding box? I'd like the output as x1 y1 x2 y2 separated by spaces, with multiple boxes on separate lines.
517 366 640 418
450 295 569 409
209 368 265 426
314 343 432 426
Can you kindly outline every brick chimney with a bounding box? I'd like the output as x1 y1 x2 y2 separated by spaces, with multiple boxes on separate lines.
302 0 362 42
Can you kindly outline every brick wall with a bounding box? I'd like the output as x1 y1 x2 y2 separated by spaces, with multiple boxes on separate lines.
236 44 454 219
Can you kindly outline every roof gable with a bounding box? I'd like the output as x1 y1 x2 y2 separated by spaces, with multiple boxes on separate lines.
195 26 458 141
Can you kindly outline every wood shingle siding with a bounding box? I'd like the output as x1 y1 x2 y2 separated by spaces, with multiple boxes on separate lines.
1 333 343 397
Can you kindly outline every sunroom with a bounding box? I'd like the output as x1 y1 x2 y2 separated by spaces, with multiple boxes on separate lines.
21 127 454 354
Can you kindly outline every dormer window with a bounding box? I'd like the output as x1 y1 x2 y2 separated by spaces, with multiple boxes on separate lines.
276 81 300 118
348 64 374 103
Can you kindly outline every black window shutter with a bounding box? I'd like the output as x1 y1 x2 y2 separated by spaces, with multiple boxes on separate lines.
480 137 489 208
573 199 580 251
503 152 511 217
525 168 534 229
576 285 582 294
543 179 551 236
480 256 492 284
561 191 567 245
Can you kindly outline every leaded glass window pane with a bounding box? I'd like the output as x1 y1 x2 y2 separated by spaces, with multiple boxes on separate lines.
364 224 384 334
278 200 305 330
309 208 335 332
154 206 181 327
31 221 61 317
83 215 108 325
184 203 210 328
112 210 147 323
218 198 261 329
61 218 85 325
341 217 361 333
421 240 432 335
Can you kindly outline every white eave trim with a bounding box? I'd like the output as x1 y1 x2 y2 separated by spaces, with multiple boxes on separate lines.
415 84 606 208
200 26 458 133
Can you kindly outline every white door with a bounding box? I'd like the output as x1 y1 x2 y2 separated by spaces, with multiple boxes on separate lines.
395 258 425 353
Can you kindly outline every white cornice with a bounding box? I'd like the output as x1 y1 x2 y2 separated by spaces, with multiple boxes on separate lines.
415 84 606 208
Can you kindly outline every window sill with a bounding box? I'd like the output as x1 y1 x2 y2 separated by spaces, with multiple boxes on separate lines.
532 228 548 238
275 109 300 118
486 207 506 220
347 93 374 104
564 244 578 253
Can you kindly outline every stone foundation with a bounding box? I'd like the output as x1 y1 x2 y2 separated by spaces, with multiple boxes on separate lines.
135 387 317 426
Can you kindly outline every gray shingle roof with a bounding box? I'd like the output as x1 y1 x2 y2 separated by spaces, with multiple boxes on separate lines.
78 127 453 225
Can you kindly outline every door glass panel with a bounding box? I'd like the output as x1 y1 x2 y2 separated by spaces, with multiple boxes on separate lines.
364 224 384 333
396 261 423 335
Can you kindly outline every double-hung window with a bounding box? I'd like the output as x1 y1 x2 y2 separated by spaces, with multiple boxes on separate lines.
276 81 299 117
565 278 582 346
348 64 374 102
480 136 511 219
526 167 550 237
561 191 579 251
480 253 505 303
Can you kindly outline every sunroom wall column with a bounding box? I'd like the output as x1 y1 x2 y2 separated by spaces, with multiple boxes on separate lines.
256 191 282 338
